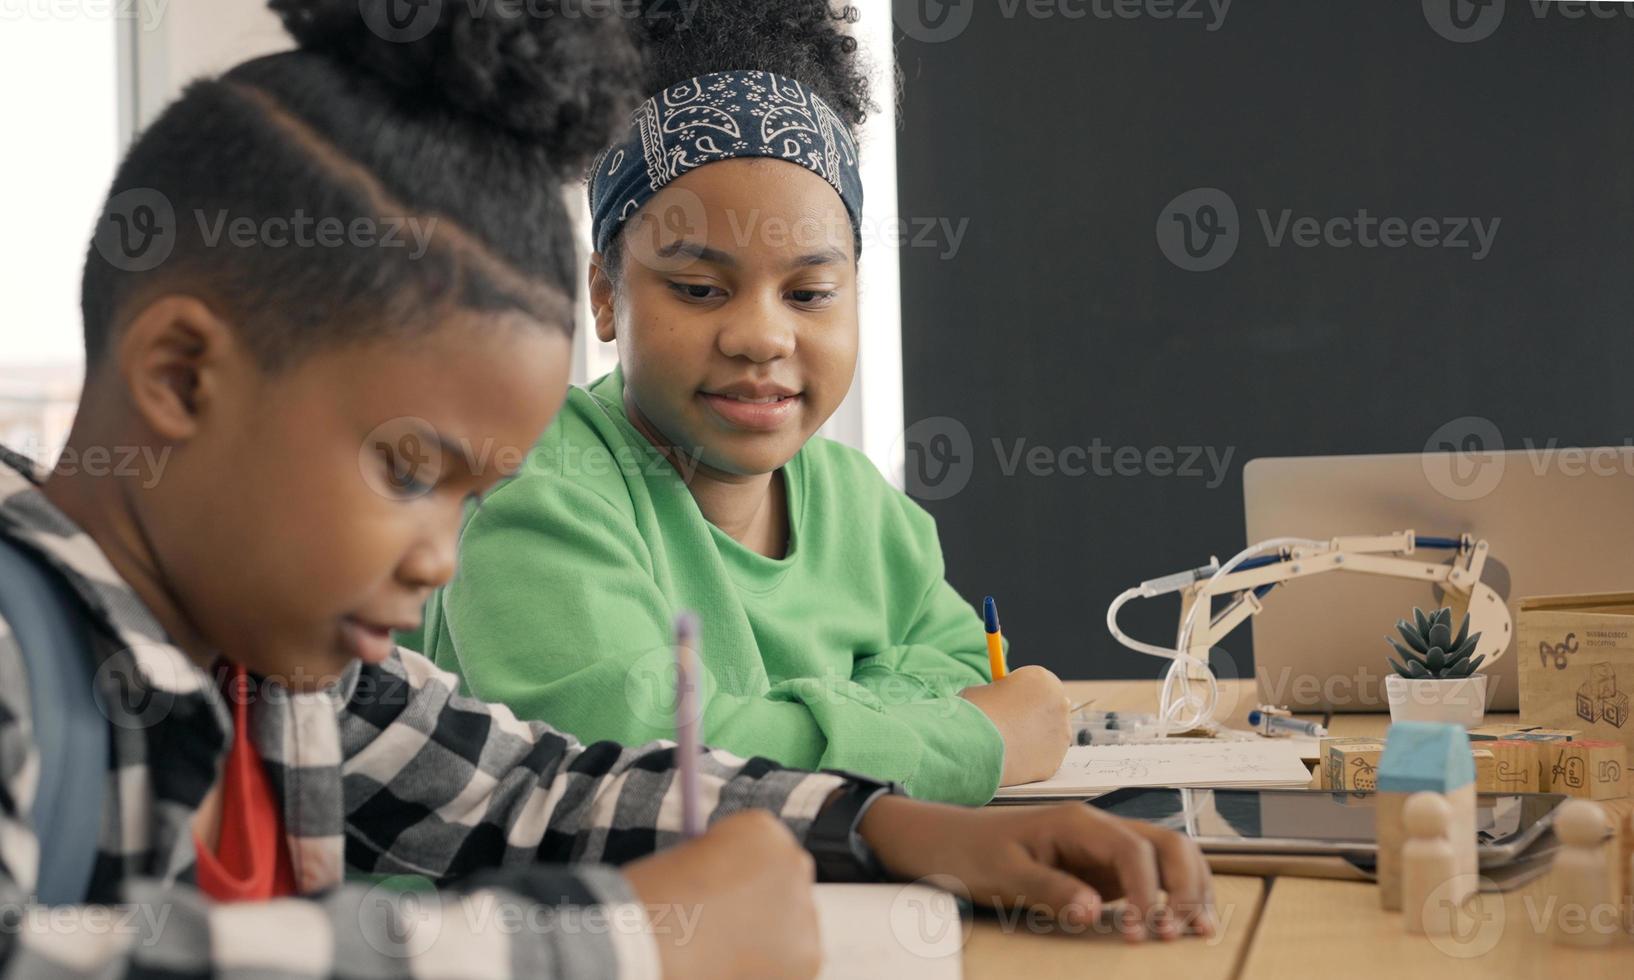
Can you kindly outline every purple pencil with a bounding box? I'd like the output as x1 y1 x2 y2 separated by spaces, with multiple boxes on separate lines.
673 611 703 838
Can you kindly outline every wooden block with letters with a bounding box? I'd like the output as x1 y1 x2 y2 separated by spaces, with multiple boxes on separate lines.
1320 738 1385 791
1483 739 1541 793
1468 722 1542 741
1510 732 1575 793
1471 747 1498 792
1541 739 1627 800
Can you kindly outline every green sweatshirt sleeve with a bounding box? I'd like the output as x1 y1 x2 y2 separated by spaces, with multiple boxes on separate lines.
859 579 998 698
843 515 1006 801
431 471 1003 805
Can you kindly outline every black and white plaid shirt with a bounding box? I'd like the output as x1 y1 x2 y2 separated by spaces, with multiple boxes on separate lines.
0 447 847 978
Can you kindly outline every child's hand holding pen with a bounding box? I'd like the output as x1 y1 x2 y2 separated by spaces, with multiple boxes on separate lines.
960 596 1073 785
624 811 823 980
960 666 1073 785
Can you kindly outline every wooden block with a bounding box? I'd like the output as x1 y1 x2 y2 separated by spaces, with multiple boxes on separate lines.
1472 748 1497 792
1527 727 1582 740
1484 740 1541 793
1518 595 1634 764
1468 722 1540 741
1543 740 1627 800
1511 732 1573 790
1321 739 1384 791
1377 792 1406 911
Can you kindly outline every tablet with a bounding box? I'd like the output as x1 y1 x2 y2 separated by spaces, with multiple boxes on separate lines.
1087 788 1567 867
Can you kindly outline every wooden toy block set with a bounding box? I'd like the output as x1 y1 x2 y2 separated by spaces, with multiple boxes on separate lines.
1367 721 1634 948
1319 724 1629 800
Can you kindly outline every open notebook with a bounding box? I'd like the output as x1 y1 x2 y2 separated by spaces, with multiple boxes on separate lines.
815 883 963 980
993 739 1314 800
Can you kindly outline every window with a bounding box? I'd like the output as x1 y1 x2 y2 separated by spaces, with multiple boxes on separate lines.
0 10 122 463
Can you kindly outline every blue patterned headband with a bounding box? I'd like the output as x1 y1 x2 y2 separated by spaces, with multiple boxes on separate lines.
588 70 864 256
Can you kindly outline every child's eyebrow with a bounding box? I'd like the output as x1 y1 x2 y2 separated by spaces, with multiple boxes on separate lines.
435 434 481 474
657 239 735 267
400 424 479 474
788 247 848 270
653 240 849 272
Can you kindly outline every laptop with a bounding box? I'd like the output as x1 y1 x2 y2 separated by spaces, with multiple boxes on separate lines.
1243 448 1634 712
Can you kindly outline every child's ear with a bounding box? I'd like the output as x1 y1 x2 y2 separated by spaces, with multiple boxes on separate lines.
588 254 618 345
115 295 240 441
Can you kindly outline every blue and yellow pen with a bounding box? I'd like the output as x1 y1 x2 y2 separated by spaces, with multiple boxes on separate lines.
983 595 1008 679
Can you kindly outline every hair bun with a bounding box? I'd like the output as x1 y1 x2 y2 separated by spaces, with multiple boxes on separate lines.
269 0 640 164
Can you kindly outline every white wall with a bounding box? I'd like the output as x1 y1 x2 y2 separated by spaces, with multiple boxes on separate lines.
126 0 289 133
821 1 905 484
0 10 122 459
10 0 904 472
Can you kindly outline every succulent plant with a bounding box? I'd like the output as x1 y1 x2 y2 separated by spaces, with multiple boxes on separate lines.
1386 606 1486 680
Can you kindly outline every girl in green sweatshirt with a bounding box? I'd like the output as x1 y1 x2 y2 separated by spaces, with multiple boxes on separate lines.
419 2 1071 805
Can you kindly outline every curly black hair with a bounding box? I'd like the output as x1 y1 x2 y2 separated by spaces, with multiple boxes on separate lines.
80 0 642 370
631 0 878 128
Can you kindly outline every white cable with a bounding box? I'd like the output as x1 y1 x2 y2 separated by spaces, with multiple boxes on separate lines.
1107 585 1216 732
1107 537 1325 733
1106 588 1182 660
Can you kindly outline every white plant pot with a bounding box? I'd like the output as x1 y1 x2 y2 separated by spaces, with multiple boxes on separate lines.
1384 673 1489 728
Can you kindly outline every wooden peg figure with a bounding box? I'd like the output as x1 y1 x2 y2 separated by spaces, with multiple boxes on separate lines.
1375 722 1477 911
1401 792 1458 935
1551 799 1616 947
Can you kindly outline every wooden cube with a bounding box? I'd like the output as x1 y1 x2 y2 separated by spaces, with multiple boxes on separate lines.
1317 736 1379 788
1543 740 1626 800
1519 595 1634 767
1321 739 1385 791
1510 732 1573 794
1468 722 1540 741
1484 740 1541 793
1471 748 1498 792
1526 728 1582 740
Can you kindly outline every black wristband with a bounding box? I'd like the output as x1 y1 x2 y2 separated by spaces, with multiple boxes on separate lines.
804 771 902 883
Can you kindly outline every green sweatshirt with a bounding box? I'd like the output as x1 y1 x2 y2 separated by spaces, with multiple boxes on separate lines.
419 369 1005 804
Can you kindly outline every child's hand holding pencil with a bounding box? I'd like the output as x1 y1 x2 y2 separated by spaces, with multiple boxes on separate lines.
960 666 1072 785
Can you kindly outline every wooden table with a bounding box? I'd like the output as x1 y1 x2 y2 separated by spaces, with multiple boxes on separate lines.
963 680 1634 979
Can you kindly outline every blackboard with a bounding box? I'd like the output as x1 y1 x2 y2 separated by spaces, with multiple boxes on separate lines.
894 0 1634 680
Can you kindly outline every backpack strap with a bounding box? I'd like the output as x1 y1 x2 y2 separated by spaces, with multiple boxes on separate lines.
0 535 108 905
